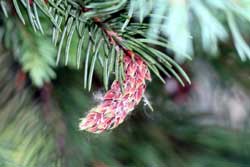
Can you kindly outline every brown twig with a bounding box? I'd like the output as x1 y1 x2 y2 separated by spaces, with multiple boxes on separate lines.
81 7 132 56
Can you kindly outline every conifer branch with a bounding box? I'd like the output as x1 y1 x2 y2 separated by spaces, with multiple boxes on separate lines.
1 0 190 89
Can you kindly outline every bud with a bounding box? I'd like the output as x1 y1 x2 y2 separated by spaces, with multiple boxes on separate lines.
79 51 151 133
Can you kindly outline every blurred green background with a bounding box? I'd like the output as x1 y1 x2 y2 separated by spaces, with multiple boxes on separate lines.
2 0 250 167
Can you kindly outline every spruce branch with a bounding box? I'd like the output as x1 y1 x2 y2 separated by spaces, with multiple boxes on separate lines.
77 7 190 133
3 0 250 61
1 0 190 89
89 8 190 86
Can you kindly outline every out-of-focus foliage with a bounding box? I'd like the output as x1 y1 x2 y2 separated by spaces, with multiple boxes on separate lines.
2 17 57 87
0 48 61 166
132 0 250 61
20 35 56 87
